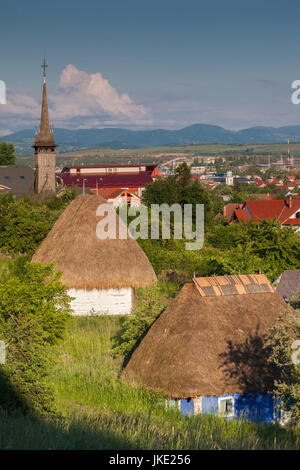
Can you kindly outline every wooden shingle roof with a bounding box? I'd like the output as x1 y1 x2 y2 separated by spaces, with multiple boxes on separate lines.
193 274 274 297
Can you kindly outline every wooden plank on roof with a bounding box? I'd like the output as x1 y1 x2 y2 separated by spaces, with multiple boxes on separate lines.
235 284 247 294
238 274 252 285
217 276 230 286
193 274 274 297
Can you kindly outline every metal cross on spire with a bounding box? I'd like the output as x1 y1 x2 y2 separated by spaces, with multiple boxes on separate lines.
41 58 48 80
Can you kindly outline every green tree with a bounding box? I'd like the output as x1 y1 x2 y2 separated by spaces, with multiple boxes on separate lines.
113 287 170 361
142 176 178 206
174 162 192 192
0 198 56 254
143 163 219 225
235 219 300 281
0 142 16 165
0 262 72 414
264 311 300 426
0 190 77 255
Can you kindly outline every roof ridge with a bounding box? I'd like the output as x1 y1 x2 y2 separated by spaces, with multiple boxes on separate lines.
193 274 274 297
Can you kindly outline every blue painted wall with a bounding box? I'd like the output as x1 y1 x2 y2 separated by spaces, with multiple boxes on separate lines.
179 393 278 423
234 393 275 423
180 399 194 416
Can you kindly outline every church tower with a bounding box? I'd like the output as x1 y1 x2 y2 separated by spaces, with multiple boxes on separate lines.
33 59 57 195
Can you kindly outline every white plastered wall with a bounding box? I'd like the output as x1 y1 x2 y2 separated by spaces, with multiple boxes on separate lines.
68 287 133 316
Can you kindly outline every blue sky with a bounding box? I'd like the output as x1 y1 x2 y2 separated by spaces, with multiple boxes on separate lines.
1 0 300 134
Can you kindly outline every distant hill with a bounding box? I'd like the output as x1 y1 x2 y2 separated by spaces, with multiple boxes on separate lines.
1 124 300 155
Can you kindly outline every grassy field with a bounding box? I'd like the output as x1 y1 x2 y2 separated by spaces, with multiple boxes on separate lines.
0 315 299 450
16 141 300 168
48 142 300 157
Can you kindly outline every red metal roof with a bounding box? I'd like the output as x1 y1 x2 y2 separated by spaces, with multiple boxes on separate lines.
56 171 153 189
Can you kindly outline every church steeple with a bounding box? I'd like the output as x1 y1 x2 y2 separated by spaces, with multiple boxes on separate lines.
33 58 57 150
33 59 57 196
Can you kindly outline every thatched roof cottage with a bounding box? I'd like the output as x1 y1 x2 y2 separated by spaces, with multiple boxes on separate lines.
123 274 293 423
32 194 157 315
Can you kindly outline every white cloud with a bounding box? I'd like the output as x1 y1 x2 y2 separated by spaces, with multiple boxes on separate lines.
52 64 148 123
0 90 40 134
0 64 151 134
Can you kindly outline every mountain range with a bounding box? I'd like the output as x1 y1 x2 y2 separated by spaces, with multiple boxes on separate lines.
1 124 300 155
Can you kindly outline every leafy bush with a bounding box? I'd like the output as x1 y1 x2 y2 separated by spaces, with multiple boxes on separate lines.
139 219 300 283
0 142 16 165
0 190 76 255
113 284 177 361
265 311 300 426
142 163 221 226
0 262 72 414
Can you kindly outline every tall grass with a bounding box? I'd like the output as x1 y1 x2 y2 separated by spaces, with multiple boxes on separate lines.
0 403 299 450
47 316 164 416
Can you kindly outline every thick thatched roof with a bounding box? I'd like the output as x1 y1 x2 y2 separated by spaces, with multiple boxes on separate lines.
123 274 292 398
31 194 157 289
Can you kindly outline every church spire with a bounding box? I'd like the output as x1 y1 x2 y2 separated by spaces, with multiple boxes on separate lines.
33 59 57 196
33 58 56 149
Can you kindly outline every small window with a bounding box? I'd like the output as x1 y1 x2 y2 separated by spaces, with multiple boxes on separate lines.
165 398 179 411
218 396 235 417
296 211 300 219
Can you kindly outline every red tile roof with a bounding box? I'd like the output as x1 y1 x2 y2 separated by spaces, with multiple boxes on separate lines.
282 218 300 226
107 189 140 199
92 187 123 199
234 209 250 223
244 197 300 224
222 203 243 220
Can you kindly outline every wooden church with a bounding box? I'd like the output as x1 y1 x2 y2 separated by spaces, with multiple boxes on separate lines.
32 59 57 198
